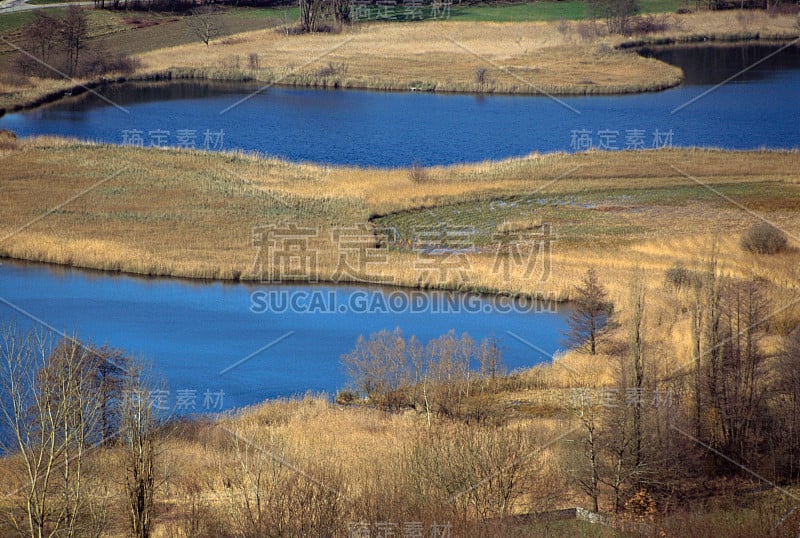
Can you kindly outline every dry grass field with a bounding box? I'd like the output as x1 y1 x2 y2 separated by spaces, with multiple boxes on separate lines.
1 139 798 304
134 20 685 95
2 10 799 111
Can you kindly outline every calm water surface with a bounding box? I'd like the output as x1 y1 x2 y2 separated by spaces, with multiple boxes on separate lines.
0 261 568 412
1 44 798 166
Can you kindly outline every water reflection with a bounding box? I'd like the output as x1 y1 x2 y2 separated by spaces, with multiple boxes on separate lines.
639 42 800 85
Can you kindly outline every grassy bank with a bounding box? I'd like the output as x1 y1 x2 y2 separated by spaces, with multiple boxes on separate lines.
1 11 798 112
1 139 798 308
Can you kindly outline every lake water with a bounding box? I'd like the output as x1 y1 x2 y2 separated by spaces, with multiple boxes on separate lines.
0 261 568 413
0 43 796 412
1 43 798 166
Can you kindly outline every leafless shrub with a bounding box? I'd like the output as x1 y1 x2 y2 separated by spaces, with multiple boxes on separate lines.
557 19 572 35
409 160 430 183
474 67 487 85
587 0 639 35
341 329 506 420
248 52 259 70
218 429 345 536
740 222 788 254
404 422 552 521
596 43 613 54
0 129 18 151
629 14 674 34
79 47 138 77
576 21 601 41
316 61 348 76
664 262 698 291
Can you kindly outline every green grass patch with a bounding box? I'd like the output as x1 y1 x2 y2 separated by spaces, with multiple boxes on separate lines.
26 0 79 5
448 1 589 22
227 6 299 21
446 0 687 22
374 194 647 248
0 9 50 34
373 181 799 250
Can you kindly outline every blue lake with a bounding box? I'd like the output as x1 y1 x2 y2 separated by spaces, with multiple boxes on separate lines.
1 43 798 166
1 43 797 412
0 261 568 412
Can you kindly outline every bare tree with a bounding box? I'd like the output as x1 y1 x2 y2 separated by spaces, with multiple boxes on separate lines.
629 275 645 468
570 394 602 512
21 12 61 67
713 277 768 465
0 326 103 538
119 366 160 538
586 0 639 34
299 0 324 32
690 259 769 469
90 345 130 444
186 6 221 47
477 336 505 391
565 268 613 355
774 328 800 480
61 6 88 76
332 0 350 24
340 327 412 408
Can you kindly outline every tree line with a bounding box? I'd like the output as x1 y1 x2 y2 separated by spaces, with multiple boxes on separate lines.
0 325 160 538
341 251 800 517
17 8 136 79
340 328 506 420
567 257 800 515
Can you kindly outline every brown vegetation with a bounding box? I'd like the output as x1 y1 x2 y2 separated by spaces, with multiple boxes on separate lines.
2 10 798 113
1 140 798 306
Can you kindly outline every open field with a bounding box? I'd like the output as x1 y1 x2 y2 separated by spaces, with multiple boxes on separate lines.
447 0 688 22
2 111 800 538
0 0 687 36
0 6 285 55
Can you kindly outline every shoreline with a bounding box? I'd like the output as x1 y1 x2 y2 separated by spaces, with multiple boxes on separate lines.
1 32 798 119
0 255 568 306
3 64 681 119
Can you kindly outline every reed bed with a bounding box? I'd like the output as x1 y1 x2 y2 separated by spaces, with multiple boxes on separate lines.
1 140 798 305
3 11 799 113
